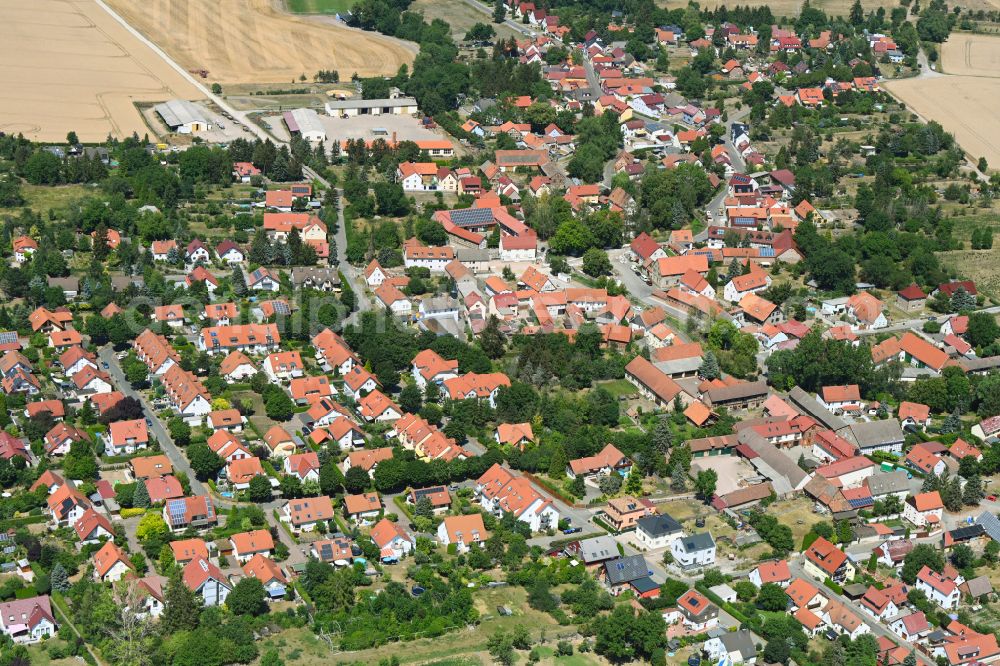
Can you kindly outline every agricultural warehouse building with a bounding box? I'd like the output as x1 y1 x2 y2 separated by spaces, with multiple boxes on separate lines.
154 100 211 134
325 97 418 117
284 108 326 144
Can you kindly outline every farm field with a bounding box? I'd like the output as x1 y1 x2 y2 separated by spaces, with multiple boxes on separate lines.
411 0 523 42
104 0 417 84
884 34 1000 166
937 213 1000 299
285 0 355 13
941 32 1000 76
0 0 204 142
882 74 1000 165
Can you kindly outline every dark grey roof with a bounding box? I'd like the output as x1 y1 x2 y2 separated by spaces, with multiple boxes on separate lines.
720 630 757 660
866 470 910 497
976 511 1000 542
787 386 848 431
737 429 808 493
636 513 683 538
675 532 715 553
948 524 985 542
604 554 649 584
455 247 490 263
631 576 659 593
961 356 1000 373
291 267 340 286
848 419 904 448
705 380 768 404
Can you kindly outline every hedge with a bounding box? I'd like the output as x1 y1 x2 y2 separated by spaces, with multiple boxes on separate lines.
119 508 146 519
0 514 48 530
695 581 750 625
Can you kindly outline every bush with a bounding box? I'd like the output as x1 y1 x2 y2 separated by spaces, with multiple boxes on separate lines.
120 508 147 519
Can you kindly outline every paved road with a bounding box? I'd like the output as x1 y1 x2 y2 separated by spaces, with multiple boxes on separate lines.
95 0 272 145
606 248 699 337
98 346 311 565
459 0 538 37
99 345 207 497
701 107 752 240
302 165 373 325
853 304 1000 336
787 558 934 666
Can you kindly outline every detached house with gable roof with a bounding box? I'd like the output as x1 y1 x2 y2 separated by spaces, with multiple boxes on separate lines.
183 558 231 607
915 565 961 609
804 536 854 583
476 463 559 532
411 349 459 389
0 595 57 644
566 443 632 481
904 490 944 527
438 514 489 552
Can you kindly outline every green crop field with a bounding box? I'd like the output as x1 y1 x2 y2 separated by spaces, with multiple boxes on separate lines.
285 0 355 14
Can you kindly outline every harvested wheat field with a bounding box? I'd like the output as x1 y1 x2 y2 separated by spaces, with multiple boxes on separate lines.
0 0 203 142
884 33 1000 166
104 0 417 84
941 32 1000 77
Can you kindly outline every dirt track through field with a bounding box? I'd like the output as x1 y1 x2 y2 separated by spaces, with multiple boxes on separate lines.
884 33 1000 166
104 0 417 84
0 0 204 142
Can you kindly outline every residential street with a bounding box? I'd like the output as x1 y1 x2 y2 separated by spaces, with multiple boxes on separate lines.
98 345 306 566
606 248 697 333
786 558 935 666
98 345 206 497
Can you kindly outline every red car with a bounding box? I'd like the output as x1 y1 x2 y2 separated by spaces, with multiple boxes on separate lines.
988 495 997 502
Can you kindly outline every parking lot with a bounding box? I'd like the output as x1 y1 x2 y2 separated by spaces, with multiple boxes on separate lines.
261 110 451 153
690 455 758 496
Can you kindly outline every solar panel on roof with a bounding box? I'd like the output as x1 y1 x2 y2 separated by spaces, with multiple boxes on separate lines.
271 301 291 315
847 497 873 508
759 247 776 257
449 208 494 227
0 332 18 345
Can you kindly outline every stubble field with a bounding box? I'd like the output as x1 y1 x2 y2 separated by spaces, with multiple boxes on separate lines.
104 0 417 84
884 33 1000 166
0 0 204 142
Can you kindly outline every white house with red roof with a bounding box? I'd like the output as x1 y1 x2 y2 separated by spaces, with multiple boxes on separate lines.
283 451 320 482
904 491 944 528
229 529 274 563
629 232 666 263
818 384 861 412
74 507 115 545
476 463 559 532
749 560 791 588
915 565 960 609
370 518 415 561
889 610 930 643
183 558 231 606
411 349 459 389
93 541 133 582
102 419 149 455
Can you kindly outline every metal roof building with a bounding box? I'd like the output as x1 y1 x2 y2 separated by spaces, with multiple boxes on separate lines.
284 108 326 143
154 100 210 133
